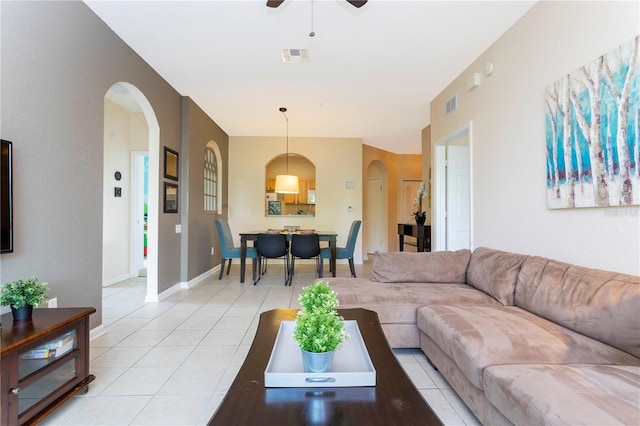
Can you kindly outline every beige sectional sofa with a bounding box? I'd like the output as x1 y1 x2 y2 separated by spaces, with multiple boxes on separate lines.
323 247 640 425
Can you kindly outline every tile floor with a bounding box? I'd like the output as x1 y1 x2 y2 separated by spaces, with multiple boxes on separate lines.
41 262 480 425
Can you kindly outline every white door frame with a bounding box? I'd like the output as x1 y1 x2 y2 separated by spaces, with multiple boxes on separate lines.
130 151 147 278
433 122 473 251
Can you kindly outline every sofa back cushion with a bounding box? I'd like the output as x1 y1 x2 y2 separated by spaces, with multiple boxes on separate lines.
515 256 640 358
372 250 471 283
466 247 527 305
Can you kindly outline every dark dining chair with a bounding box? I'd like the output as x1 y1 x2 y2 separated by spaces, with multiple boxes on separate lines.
255 233 290 286
289 233 321 284
215 219 258 281
320 220 361 278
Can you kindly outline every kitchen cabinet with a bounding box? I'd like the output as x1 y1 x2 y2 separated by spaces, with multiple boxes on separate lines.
284 178 314 205
266 178 276 191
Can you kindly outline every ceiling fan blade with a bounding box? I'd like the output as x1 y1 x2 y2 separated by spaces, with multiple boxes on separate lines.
346 0 367 8
266 0 285 8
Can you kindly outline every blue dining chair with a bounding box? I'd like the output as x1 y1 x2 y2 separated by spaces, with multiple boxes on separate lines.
320 220 361 278
215 219 257 281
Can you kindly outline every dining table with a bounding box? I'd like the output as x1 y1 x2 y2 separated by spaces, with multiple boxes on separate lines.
239 230 337 283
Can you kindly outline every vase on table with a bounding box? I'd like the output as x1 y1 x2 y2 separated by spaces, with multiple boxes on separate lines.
301 349 335 373
415 214 426 225
11 304 33 321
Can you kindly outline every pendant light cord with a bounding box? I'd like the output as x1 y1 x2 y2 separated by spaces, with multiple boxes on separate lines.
309 0 315 37
279 107 289 172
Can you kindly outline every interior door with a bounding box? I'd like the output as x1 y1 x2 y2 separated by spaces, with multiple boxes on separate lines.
366 177 384 253
446 144 470 250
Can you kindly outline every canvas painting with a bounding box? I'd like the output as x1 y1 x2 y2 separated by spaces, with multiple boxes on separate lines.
546 36 639 209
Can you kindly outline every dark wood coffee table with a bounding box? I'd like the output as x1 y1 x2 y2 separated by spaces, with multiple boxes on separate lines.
209 308 441 426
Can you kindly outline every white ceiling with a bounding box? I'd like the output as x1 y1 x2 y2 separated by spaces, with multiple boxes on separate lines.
87 0 535 154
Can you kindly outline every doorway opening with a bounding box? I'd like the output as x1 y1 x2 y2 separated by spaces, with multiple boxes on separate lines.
433 123 472 251
365 160 387 255
102 82 159 311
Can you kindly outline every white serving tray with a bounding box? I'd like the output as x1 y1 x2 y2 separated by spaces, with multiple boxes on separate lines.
264 320 376 387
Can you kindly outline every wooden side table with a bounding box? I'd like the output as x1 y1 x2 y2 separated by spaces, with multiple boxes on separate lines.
1 307 95 425
398 223 431 252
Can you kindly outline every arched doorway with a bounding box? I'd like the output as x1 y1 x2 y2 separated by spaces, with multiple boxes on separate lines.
102 82 159 306
365 160 387 254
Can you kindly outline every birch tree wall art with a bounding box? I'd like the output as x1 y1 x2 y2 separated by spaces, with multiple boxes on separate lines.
546 35 639 209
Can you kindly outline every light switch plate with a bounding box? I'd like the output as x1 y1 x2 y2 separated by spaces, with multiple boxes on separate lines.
175 224 182 233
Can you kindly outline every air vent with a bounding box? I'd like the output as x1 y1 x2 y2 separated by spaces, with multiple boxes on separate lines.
281 48 310 64
446 95 457 115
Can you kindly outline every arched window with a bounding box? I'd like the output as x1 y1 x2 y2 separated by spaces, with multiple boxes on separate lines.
204 147 217 212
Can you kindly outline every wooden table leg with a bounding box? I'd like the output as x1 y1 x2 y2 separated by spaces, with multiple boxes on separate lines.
331 238 337 277
240 237 247 283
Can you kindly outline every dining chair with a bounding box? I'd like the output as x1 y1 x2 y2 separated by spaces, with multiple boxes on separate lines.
215 219 257 281
320 220 361 278
289 233 321 284
255 233 290 286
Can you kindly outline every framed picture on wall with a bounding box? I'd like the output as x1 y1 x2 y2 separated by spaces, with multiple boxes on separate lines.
164 182 178 213
164 147 179 180
1 139 13 253
268 200 282 216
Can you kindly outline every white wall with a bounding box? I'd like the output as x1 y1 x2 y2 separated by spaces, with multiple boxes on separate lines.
431 1 640 275
229 136 363 264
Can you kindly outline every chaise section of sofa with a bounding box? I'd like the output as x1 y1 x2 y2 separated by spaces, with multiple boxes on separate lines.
417 251 640 425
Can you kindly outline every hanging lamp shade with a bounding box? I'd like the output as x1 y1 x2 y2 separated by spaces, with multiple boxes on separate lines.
275 174 299 194
274 107 299 194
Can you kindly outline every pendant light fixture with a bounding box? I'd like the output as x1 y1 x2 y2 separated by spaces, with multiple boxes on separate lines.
274 107 299 194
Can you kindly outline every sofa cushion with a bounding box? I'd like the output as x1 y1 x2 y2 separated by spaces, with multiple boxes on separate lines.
328 279 500 325
416 304 640 389
466 247 526 305
483 364 640 425
372 249 471 283
515 256 640 358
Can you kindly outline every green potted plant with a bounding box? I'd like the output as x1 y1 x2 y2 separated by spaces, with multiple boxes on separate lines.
292 281 348 372
1 277 49 321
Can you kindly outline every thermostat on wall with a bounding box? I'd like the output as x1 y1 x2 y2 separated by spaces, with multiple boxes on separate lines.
345 181 355 189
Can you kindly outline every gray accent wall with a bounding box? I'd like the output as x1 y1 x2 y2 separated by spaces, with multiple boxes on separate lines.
181 97 229 283
1 1 227 328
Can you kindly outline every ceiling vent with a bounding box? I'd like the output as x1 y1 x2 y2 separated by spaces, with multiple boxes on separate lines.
446 95 457 115
281 48 310 64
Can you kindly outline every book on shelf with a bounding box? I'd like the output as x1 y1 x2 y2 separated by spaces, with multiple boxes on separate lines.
20 331 75 359
41 331 74 350
53 339 74 357
21 348 55 359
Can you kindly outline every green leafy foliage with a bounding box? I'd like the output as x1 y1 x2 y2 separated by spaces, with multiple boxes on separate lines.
0 277 49 308
293 281 348 353
298 281 339 312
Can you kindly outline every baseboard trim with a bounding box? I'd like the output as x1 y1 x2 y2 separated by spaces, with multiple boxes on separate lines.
182 266 219 289
102 274 131 287
90 324 107 341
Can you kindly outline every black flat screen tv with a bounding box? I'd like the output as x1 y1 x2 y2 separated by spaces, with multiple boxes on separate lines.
1 139 13 253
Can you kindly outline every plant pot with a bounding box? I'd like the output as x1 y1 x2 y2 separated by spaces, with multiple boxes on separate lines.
301 349 335 373
415 215 426 225
11 304 33 321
